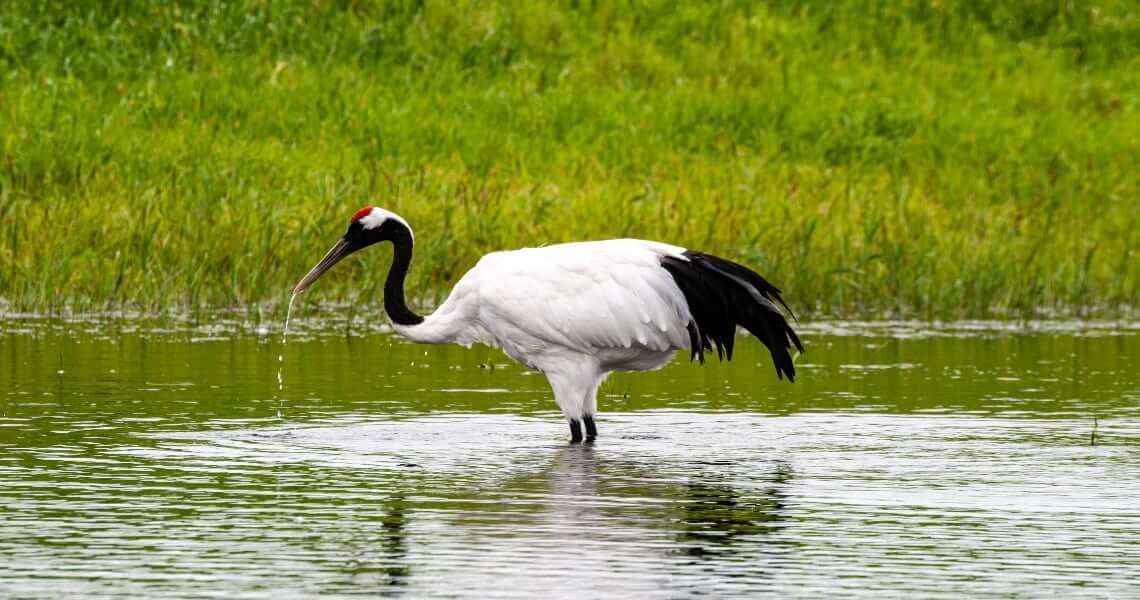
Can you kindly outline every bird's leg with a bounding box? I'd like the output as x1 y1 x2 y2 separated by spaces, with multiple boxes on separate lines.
545 370 590 443
568 419 583 443
582 374 604 442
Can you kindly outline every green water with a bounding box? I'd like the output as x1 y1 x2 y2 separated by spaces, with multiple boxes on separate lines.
2 317 1138 598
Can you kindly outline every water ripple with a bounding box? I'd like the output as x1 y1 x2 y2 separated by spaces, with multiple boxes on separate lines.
3 412 1139 597
3 322 1138 597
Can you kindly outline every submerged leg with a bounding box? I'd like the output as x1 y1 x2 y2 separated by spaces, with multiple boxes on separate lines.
583 415 597 441
569 419 583 443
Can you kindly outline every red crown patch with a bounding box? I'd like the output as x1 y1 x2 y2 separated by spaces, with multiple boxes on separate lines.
351 207 375 222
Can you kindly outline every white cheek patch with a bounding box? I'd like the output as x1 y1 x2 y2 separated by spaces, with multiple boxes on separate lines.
358 209 389 230
358 207 414 243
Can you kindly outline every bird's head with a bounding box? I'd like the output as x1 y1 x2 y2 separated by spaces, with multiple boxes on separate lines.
291 206 412 296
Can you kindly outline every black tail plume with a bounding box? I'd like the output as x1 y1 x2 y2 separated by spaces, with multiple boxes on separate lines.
661 251 804 381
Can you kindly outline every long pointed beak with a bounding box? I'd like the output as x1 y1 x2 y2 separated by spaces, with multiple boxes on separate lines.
292 238 354 296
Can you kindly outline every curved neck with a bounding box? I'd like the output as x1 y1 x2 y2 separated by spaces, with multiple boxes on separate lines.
384 228 425 326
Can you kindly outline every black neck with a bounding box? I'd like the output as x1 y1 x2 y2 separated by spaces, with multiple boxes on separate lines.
384 227 424 326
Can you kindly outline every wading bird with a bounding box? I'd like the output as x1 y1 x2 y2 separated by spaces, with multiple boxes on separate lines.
293 207 803 442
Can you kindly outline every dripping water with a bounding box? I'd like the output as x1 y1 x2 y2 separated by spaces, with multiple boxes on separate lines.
276 293 298 418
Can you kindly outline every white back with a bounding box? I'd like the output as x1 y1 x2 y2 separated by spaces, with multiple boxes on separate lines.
399 239 694 370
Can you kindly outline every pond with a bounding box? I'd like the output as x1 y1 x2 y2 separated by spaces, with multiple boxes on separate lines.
1 316 1138 597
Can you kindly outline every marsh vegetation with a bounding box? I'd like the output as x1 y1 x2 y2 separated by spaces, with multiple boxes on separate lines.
1 1 1136 316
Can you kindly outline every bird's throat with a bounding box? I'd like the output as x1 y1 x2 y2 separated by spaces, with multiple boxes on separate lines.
384 233 425 326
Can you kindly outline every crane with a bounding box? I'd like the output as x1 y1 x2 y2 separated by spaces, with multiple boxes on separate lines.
292 207 803 442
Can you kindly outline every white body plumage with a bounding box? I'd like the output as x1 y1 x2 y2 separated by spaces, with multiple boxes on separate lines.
293 207 802 442
396 239 694 419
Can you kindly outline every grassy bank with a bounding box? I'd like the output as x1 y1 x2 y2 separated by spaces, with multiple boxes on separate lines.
1 1 1137 318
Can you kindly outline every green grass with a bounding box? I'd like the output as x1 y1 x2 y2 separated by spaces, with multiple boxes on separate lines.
1 0 1137 318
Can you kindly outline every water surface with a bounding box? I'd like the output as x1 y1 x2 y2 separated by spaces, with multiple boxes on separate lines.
2 317 1138 597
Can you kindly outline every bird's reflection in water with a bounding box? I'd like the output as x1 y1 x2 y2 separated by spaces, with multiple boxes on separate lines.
335 492 411 594
545 442 601 517
673 460 793 563
377 494 411 587
405 440 796 591
534 444 795 571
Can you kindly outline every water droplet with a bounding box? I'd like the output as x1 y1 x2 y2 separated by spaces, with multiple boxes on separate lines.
275 293 299 413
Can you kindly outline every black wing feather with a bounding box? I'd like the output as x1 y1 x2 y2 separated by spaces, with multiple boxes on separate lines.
660 251 804 382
